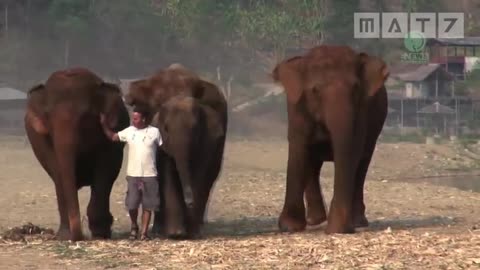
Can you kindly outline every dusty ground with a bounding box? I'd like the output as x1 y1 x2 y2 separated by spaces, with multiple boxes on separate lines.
0 135 480 269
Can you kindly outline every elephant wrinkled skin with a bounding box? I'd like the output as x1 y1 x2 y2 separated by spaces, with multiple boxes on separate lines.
272 45 389 234
126 64 227 239
24 67 130 241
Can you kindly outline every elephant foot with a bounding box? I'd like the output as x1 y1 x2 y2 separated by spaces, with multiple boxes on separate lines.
88 214 113 240
166 227 188 240
306 211 327 226
55 227 71 241
70 228 85 242
90 229 112 240
325 222 355 234
353 214 369 228
151 224 164 237
324 216 355 234
324 207 355 234
186 222 203 240
278 212 307 233
167 230 188 240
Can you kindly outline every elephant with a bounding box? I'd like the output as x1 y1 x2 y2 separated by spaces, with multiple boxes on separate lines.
271 45 389 234
151 95 226 238
24 67 130 241
125 64 228 239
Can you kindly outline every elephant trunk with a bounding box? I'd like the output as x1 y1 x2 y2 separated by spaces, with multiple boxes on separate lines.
172 116 204 209
174 154 195 209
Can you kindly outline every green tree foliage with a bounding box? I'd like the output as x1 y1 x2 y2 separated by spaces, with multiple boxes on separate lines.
0 0 473 95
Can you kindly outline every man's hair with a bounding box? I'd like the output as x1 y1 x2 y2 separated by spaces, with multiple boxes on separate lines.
133 105 151 120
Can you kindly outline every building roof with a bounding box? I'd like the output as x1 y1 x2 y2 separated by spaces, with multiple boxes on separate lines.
417 102 455 114
0 87 27 100
427 37 480 47
392 64 454 82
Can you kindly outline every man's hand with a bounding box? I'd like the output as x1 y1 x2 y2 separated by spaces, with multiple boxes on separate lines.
100 114 106 125
99 113 119 141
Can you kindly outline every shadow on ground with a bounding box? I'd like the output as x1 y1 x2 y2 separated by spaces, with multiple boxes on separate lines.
105 215 462 241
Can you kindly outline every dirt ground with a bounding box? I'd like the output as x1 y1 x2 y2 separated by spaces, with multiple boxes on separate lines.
0 135 480 269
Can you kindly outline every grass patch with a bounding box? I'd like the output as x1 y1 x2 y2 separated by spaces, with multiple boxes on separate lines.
379 133 425 144
51 242 91 259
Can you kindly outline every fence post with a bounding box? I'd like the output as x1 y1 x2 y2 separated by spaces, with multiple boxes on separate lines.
416 98 419 129
454 97 458 136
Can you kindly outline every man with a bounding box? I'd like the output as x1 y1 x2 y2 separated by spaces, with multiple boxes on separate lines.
100 105 162 240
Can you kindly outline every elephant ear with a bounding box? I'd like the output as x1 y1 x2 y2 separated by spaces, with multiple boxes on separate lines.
272 56 304 104
93 82 119 111
26 84 49 135
152 110 169 149
357 52 390 97
27 83 45 97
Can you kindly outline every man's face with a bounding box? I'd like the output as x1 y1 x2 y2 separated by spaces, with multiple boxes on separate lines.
132 112 145 128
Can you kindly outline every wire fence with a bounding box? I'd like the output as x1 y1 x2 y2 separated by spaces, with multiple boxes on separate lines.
385 97 480 138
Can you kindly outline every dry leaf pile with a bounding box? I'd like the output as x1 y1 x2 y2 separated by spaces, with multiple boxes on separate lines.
1 222 55 242
1 228 479 269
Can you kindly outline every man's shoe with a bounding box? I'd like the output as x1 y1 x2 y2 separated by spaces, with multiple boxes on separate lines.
129 227 138 240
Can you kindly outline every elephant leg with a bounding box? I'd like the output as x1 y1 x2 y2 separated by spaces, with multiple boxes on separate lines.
52 114 83 241
351 148 374 228
163 158 188 239
324 105 359 234
54 181 71 239
186 180 212 238
194 139 225 227
25 122 70 239
305 147 326 226
152 156 166 236
152 204 165 236
86 146 121 239
278 139 309 232
352 91 387 229
352 122 384 228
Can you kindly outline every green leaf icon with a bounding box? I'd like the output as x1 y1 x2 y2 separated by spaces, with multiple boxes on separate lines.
404 31 426 53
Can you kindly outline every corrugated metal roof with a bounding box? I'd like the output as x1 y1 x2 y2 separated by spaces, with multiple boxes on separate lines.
392 64 454 82
0 87 27 100
417 102 455 114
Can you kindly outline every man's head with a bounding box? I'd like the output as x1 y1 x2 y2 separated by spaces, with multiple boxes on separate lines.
132 105 150 129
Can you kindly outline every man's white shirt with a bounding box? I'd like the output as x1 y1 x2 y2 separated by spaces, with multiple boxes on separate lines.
117 125 163 177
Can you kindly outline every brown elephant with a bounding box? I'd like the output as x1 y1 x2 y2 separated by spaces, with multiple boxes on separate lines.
125 64 228 239
272 45 389 234
150 95 226 238
24 67 130 241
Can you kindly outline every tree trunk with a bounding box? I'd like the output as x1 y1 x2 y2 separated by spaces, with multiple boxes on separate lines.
226 75 234 101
